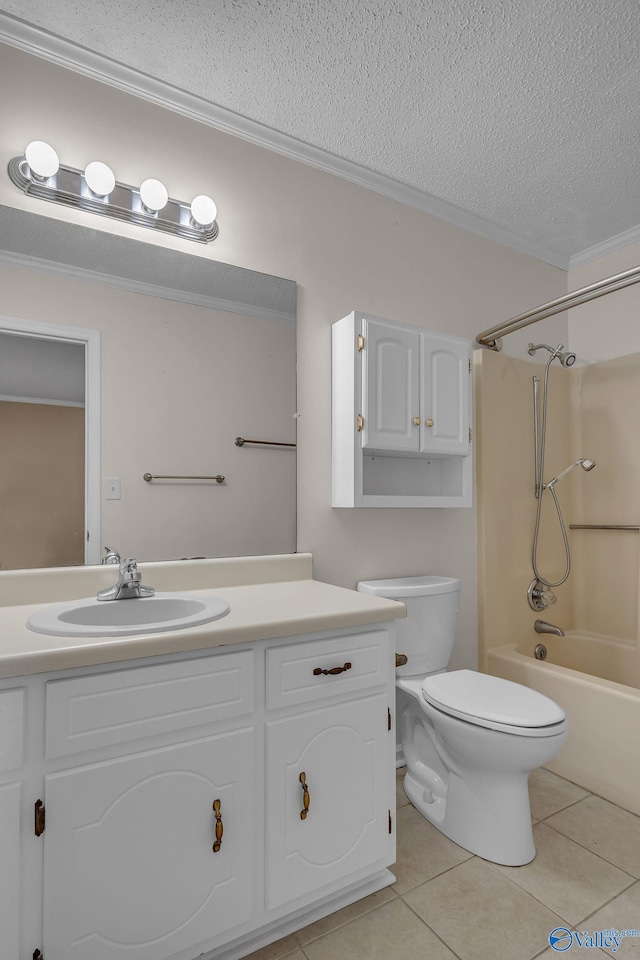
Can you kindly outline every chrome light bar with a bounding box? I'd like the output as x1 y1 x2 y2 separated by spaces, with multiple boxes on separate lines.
8 155 218 244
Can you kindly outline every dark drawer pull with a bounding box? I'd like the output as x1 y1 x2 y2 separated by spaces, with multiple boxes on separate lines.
313 662 352 676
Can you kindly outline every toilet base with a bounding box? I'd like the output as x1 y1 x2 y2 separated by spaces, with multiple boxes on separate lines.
402 765 536 866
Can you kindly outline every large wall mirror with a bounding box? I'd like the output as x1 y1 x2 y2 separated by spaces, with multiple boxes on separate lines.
0 206 297 571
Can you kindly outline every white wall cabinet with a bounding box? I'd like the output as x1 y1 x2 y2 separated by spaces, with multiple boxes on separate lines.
0 625 395 960
333 311 473 507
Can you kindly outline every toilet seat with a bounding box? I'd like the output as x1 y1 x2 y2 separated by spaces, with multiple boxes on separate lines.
421 670 567 738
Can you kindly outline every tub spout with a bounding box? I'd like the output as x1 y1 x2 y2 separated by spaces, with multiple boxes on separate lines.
534 619 564 637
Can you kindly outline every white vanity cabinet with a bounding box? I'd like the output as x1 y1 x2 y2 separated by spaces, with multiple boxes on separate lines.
4 623 395 960
0 688 24 960
333 311 473 507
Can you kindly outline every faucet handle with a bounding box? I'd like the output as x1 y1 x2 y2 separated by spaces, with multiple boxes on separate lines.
527 578 557 611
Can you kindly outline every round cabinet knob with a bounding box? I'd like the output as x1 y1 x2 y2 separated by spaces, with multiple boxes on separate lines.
413 417 421 426
426 418 434 428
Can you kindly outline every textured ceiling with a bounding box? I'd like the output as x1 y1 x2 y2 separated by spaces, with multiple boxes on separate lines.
2 0 640 266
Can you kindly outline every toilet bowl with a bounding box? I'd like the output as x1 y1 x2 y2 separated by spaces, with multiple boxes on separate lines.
357 576 568 866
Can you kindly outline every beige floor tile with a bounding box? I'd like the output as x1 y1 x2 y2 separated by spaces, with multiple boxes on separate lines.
528 768 589 821
546 796 640 878
302 897 456 960
494 823 634 926
240 934 301 960
294 887 396 946
403 856 563 960
583 881 640 957
391 802 472 893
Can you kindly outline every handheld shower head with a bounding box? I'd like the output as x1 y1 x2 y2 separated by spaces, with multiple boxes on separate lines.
546 458 596 489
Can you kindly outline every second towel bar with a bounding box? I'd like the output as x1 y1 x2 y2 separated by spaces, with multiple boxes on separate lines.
569 524 639 531
144 473 225 483
235 437 296 447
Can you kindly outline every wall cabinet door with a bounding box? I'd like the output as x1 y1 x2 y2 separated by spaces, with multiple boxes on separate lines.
0 782 21 960
42 728 254 960
265 694 392 909
420 332 470 455
362 318 421 451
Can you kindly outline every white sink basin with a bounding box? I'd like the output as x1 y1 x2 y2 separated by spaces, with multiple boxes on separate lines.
26 592 230 638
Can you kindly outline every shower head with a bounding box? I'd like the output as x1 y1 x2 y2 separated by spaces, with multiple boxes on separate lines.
558 350 577 367
546 458 596 489
527 342 577 367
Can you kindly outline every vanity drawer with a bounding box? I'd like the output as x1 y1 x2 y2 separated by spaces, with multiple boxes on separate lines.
266 630 389 710
0 689 24 772
45 650 254 758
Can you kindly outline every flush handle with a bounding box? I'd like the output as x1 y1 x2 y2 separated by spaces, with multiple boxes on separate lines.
299 772 310 820
212 798 223 852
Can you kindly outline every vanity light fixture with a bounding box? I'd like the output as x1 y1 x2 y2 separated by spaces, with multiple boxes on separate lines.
84 161 116 199
9 141 219 243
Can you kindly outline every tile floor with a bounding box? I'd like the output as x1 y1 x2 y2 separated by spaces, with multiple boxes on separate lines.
243 767 640 960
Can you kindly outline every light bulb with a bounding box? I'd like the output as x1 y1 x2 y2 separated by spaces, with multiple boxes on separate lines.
190 194 217 227
24 140 59 180
84 161 115 198
139 178 168 213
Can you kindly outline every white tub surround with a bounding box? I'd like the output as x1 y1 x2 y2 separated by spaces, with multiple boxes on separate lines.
0 554 404 960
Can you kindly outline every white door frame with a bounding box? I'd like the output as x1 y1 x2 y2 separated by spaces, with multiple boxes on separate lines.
0 314 100 564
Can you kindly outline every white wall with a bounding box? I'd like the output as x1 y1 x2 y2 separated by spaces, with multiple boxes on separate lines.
569 240 640 362
0 44 570 670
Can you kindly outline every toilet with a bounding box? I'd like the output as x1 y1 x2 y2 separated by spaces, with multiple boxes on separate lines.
357 575 567 866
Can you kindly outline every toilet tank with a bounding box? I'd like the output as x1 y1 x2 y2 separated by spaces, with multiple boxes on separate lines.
357 576 461 677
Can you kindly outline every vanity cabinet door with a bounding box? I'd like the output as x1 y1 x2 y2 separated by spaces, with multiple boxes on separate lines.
0 782 21 959
362 317 421 451
42 728 254 960
265 694 393 909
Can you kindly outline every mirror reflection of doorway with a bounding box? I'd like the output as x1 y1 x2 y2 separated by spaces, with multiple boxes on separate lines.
0 331 85 570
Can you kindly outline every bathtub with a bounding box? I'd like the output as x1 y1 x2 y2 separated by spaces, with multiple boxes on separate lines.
487 635 640 816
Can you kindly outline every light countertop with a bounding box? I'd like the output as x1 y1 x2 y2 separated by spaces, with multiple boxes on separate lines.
0 554 405 678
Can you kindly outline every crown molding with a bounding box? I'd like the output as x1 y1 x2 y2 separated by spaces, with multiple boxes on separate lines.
0 12 572 271
569 223 640 271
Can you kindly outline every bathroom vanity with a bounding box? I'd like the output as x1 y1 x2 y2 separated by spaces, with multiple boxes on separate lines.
0 554 403 960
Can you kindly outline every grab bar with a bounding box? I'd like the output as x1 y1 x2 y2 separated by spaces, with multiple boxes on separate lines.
569 524 639 531
144 473 224 483
235 437 296 447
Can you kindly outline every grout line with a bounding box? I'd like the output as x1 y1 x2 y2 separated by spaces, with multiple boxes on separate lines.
392 851 476 897
541 818 640 880
291 889 399 948
395 894 465 960
570 877 639 929
535 793 594 822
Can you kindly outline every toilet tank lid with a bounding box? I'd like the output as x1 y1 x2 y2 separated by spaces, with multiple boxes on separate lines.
357 575 461 598
422 670 566 728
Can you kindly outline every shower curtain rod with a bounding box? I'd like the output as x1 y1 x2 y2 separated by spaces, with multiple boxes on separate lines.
475 262 640 351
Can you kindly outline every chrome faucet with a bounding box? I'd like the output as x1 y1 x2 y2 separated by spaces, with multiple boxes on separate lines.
534 619 564 637
97 558 155 601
